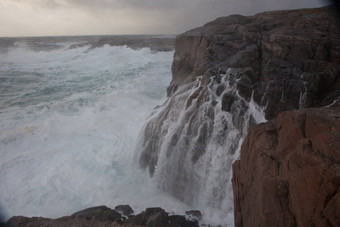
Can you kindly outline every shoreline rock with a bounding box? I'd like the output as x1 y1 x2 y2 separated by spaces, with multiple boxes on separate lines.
137 5 340 226
4 206 199 227
2 5 340 227
232 107 340 226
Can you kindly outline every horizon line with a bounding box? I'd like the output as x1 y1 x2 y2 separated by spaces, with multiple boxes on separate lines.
0 33 178 39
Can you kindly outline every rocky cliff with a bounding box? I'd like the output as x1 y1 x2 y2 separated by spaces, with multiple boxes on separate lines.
232 107 340 226
226 6 340 227
169 6 340 119
136 4 340 226
2 5 339 227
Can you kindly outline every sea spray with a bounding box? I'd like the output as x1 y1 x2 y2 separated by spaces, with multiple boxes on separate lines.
0 38 191 220
136 69 266 225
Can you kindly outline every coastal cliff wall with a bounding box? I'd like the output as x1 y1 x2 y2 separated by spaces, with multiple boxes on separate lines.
232 107 340 226
3 5 340 227
137 5 340 225
169 6 340 119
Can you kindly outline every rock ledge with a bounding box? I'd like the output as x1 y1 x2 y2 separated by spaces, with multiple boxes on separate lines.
4 206 199 227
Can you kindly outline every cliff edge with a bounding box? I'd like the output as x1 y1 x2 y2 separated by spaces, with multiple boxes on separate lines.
2 5 339 227
169 6 340 119
137 4 340 226
227 6 340 227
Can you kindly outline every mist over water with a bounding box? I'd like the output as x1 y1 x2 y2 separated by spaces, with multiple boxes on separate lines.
0 37 191 220
137 71 266 226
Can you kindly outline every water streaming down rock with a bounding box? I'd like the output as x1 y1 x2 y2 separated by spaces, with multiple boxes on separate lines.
2 5 339 226
136 69 266 216
135 5 340 224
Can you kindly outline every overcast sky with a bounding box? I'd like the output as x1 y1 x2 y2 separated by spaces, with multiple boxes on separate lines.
0 0 331 37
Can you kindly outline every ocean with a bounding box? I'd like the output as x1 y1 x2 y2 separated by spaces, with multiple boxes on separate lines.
0 35 193 221
0 35 268 226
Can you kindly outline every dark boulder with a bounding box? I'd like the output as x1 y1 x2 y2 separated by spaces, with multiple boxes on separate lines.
128 207 198 227
114 205 134 216
6 206 199 227
70 205 121 222
185 210 202 221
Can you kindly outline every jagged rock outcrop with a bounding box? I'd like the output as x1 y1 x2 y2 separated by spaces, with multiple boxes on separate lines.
169 6 340 119
4 206 198 227
232 107 340 226
137 5 340 222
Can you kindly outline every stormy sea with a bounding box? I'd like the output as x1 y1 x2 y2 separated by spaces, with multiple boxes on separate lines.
0 35 190 219
0 35 266 226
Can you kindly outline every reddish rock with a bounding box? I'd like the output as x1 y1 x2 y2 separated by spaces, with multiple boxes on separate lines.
232 107 340 226
138 5 340 218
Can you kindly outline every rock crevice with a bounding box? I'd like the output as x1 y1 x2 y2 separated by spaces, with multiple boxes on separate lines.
232 108 340 227
169 6 340 119
136 5 340 226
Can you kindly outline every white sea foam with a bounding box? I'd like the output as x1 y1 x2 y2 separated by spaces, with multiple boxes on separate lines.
136 72 266 226
0 42 192 220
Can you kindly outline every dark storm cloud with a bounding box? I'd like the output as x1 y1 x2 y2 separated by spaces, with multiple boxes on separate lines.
39 0 329 24
30 0 329 13
55 0 328 11
31 0 185 10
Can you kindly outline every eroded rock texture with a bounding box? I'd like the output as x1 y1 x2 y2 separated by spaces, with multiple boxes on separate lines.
232 107 340 226
137 6 340 221
169 6 340 119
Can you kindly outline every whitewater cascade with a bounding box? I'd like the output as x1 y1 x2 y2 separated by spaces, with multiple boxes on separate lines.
136 68 266 223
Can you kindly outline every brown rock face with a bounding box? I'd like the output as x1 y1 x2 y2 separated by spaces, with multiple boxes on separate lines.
137 6 340 222
232 107 340 226
169 6 340 119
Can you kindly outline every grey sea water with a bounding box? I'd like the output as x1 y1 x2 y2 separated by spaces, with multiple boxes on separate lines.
0 35 192 221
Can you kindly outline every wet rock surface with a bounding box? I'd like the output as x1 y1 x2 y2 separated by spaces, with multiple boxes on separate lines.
3 5 339 227
137 6 340 223
169 6 340 119
127 207 198 227
114 205 134 217
159 6 340 225
70 206 122 222
232 107 340 227
185 210 203 221
4 206 199 227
